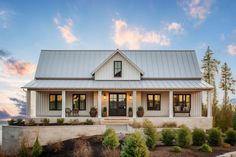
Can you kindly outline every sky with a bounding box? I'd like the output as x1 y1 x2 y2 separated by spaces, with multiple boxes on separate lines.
0 0 236 118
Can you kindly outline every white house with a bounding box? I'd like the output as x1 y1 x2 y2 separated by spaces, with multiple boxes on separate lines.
23 49 213 129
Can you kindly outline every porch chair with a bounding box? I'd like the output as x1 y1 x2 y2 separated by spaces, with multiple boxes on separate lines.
65 108 72 117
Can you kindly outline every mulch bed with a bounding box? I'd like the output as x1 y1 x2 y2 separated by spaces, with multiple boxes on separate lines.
40 135 236 157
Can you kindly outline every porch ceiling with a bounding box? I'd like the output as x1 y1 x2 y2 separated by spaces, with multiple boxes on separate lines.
22 79 213 90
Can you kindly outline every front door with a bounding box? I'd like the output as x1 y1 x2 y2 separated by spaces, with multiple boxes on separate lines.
109 93 127 116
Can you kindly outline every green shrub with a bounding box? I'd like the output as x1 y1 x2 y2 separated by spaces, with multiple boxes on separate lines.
161 122 177 128
56 118 64 125
161 128 176 146
199 144 212 153
26 118 36 126
121 132 149 157
84 119 94 125
17 139 31 157
170 146 182 153
192 128 206 146
143 119 158 149
41 118 50 126
176 126 192 147
225 128 236 146
31 137 43 157
102 128 119 149
8 119 16 125
207 128 223 146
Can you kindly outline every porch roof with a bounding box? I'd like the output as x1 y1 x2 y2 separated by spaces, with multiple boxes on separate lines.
23 79 213 90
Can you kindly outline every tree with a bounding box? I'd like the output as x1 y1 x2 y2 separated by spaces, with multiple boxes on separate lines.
201 46 220 126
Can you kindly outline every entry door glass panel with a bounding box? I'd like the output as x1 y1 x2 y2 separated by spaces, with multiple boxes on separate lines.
109 94 126 116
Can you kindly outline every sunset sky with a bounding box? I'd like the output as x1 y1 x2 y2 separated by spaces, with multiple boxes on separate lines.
0 0 236 117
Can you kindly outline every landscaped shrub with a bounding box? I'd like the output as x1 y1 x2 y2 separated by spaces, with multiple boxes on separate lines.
41 118 50 126
102 148 120 157
73 140 92 157
17 139 31 157
84 119 94 125
192 128 206 146
130 121 142 128
16 118 25 126
143 119 158 149
176 126 192 147
47 141 64 153
26 118 36 126
56 118 64 125
207 128 223 146
69 119 80 125
222 143 231 148
161 122 177 128
121 132 149 157
225 128 236 146
161 128 176 146
31 137 43 157
199 144 212 153
8 119 15 125
170 146 182 153
102 128 119 149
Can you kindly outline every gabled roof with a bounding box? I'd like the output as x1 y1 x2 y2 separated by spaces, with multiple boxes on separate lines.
91 49 144 75
35 50 201 79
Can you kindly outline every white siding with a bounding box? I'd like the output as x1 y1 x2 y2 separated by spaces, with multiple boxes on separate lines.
95 53 141 80
190 92 202 117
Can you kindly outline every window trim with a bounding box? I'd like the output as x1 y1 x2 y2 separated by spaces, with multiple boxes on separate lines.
49 94 62 111
147 94 161 111
114 61 122 77
72 94 86 111
173 94 191 113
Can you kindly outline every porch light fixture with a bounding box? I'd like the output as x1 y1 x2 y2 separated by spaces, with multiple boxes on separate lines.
103 94 106 100
129 94 132 100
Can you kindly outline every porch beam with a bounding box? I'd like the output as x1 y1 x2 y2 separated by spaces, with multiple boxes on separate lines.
61 90 66 118
26 89 31 118
207 91 212 117
132 90 137 118
98 90 102 118
169 90 173 118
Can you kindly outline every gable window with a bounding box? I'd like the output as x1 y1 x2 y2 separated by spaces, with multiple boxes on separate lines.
173 94 191 113
114 61 122 77
147 94 161 110
49 94 62 110
72 94 86 110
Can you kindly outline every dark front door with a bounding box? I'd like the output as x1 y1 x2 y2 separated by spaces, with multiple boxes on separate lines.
109 93 126 116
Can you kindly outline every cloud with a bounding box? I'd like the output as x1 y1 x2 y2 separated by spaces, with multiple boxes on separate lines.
179 0 212 22
53 17 78 43
112 19 170 49
0 9 12 28
167 22 184 33
227 44 236 56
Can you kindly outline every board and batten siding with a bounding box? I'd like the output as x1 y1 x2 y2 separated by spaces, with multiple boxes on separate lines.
94 53 141 80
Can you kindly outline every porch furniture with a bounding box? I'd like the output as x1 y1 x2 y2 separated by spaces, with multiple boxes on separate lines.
65 108 72 117
72 109 79 116
173 106 191 117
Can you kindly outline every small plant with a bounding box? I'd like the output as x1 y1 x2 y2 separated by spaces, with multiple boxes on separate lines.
8 119 16 125
47 141 64 153
170 146 182 153
41 118 50 126
207 128 223 146
56 118 64 125
128 107 133 117
222 143 231 148
89 107 97 117
102 107 107 117
143 119 158 149
136 106 144 117
102 148 120 157
16 118 25 126
176 126 192 147
161 128 176 146
17 138 31 157
121 132 149 157
102 128 120 149
73 140 92 157
84 119 94 125
130 121 142 128
31 137 43 157
161 122 177 128
26 118 36 126
199 144 212 153
69 119 80 125
192 128 206 146
225 128 236 146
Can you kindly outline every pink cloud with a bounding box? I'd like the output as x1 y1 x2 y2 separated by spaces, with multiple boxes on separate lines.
227 44 236 56
54 17 78 43
167 22 184 33
113 19 170 49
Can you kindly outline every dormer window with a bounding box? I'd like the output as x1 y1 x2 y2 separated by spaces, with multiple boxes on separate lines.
114 61 122 77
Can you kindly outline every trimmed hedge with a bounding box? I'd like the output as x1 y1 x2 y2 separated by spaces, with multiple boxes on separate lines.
102 128 119 149
192 128 206 146
207 128 223 146
161 128 176 146
143 120 158 149
176 126 192 147
225 128 236 146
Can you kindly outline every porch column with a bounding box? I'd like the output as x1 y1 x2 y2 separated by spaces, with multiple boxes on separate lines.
98 90 102 118
61 90 66 118
26 89 31 118
169 90 173 118
132 90 137 118
207 90 212 117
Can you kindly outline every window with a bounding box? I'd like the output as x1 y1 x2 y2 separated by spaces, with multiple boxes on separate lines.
147 94 161 110
114 61 122 77
173 94 191 112
72 94 86 110
49 94 62 110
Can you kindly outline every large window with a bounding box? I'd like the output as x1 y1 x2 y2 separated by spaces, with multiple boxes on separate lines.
49 94 62 110
147 94 161 110
72 94 86 110
114 61 122 77
173 94 191 112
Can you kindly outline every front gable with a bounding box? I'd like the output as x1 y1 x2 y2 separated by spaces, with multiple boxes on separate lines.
92 50 143 80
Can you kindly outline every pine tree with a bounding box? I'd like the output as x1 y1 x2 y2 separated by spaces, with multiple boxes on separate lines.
201 46 220 126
